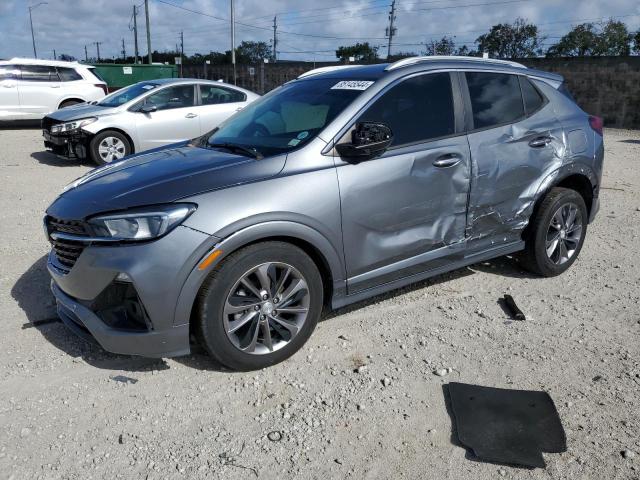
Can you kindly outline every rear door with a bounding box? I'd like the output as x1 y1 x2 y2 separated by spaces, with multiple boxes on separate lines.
0 64 21 120
196 84 247 134
134 84 200 151
335 72 471 293
16 64 62 117
463 71 564 246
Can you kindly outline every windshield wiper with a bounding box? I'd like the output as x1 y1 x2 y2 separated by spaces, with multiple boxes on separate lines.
207 142 263 160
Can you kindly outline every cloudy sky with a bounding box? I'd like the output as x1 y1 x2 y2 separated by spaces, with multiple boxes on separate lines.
1 0 639 62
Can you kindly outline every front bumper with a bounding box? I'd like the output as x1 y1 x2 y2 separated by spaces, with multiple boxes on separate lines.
43 129 90 159
47 225 215 358
52 281 190 357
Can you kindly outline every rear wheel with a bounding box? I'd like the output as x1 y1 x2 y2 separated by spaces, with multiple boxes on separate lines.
195 241 323 371
520 187 588 277
59 99 83 109
89 130 132 165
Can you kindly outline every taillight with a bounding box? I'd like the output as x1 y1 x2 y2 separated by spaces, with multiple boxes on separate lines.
95 84 108 95
589 115 603 136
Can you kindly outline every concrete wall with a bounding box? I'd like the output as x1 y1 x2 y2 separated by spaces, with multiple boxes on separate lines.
183 56 640 129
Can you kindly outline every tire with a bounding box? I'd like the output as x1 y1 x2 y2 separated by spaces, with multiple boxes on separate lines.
89 130 132 165
195 241 324 371
59 99 82 109
520 187 588 277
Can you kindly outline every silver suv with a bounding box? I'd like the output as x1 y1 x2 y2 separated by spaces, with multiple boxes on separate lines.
44 56 603 370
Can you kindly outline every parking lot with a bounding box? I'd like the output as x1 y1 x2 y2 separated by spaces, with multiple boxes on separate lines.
0 126 639 479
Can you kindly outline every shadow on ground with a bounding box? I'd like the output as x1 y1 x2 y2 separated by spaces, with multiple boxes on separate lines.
13 252 533 373
31 150 92 167
0 120 41 130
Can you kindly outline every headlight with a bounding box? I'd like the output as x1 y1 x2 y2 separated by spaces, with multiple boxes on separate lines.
51 117 98 134
87 204 196 241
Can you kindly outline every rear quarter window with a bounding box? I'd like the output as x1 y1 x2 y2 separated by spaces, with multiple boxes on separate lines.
519 76 545 115
57 67 83 81
466 72 524 130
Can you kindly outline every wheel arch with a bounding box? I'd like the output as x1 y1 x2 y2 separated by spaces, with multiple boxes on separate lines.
173 221 346 329
57 97 87 109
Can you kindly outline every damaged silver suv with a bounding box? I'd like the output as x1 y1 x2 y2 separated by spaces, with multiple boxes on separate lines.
44 56 603 370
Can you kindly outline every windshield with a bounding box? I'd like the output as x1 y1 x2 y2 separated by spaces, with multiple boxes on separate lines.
98 82 159 107
205 78 369 156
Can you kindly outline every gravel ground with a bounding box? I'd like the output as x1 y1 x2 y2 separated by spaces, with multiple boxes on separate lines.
0 126 638 480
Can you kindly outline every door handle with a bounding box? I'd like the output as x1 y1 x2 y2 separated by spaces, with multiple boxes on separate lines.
235 107 244 112
528 135 552 148
433 153 462 168
50 85 61 88
185 113 198 118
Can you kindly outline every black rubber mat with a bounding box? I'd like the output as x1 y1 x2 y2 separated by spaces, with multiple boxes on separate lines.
447 382 566 468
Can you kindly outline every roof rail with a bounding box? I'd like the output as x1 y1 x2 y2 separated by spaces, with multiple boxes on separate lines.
297 65 362 79
385 56 526 71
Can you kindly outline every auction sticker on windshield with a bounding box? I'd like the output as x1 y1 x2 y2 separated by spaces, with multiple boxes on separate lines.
331 80 374 90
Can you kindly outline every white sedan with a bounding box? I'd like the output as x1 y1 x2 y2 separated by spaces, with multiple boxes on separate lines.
42 79 259 165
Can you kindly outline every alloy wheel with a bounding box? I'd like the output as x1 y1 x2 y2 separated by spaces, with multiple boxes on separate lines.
545 202 583 265
98 136 126 163
223 262 310 355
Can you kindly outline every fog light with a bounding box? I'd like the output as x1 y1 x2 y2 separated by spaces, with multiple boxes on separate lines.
116 272 132 282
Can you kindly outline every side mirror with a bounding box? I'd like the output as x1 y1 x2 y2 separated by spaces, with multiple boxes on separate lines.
139 104 157 114
335 122 393 161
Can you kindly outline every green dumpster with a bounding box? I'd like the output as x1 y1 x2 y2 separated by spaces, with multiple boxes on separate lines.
90 64 178 92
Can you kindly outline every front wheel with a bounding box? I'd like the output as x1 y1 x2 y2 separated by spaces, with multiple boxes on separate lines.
89 130 132 165
520 187 588 277
195 242 324 371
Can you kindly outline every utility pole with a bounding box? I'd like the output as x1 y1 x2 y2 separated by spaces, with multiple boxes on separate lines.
272 16 277 63
385 0 397 60
180 31 184 77
93 41 103 62
230 0 236 84
53 49 56 60
84 45 88 62
132 5 140 64
28 2 47 58
145 0 152 64
121 38 126 61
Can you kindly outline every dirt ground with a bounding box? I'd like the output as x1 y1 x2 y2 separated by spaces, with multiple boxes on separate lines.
0 126 638 480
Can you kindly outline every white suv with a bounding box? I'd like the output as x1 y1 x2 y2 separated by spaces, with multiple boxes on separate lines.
0 58 107 121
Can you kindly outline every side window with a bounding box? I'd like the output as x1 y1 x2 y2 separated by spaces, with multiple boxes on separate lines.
199 85 246 105
144 85 195 111
20 65 60 82
0 65 18 81
520 76 544 115
466 72 524 129
358 72 455 147
57 67 83 82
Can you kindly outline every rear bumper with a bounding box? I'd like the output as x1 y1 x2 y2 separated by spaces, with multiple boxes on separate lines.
52 280 190 358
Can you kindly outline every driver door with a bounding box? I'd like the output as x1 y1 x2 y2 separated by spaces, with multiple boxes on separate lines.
335 72 471 293
134 84 200 151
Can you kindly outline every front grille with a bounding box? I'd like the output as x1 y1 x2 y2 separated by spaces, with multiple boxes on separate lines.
46 216 90 270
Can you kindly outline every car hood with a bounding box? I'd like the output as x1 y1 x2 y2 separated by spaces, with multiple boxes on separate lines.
47 144 286 220
46 103 117 122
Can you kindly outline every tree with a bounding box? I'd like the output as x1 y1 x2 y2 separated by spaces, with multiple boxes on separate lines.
546 19 631 57
593 20 631 56
546 23 598 57
475 18 543 58
234 41 271 64
634 31 640 54
335 42 379 62
424 36 456 56
58 53 76 62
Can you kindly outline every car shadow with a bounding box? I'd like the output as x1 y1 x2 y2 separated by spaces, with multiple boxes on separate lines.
0 120 41 130
13 253 534 373
31 151 92 167
618 139 640 145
